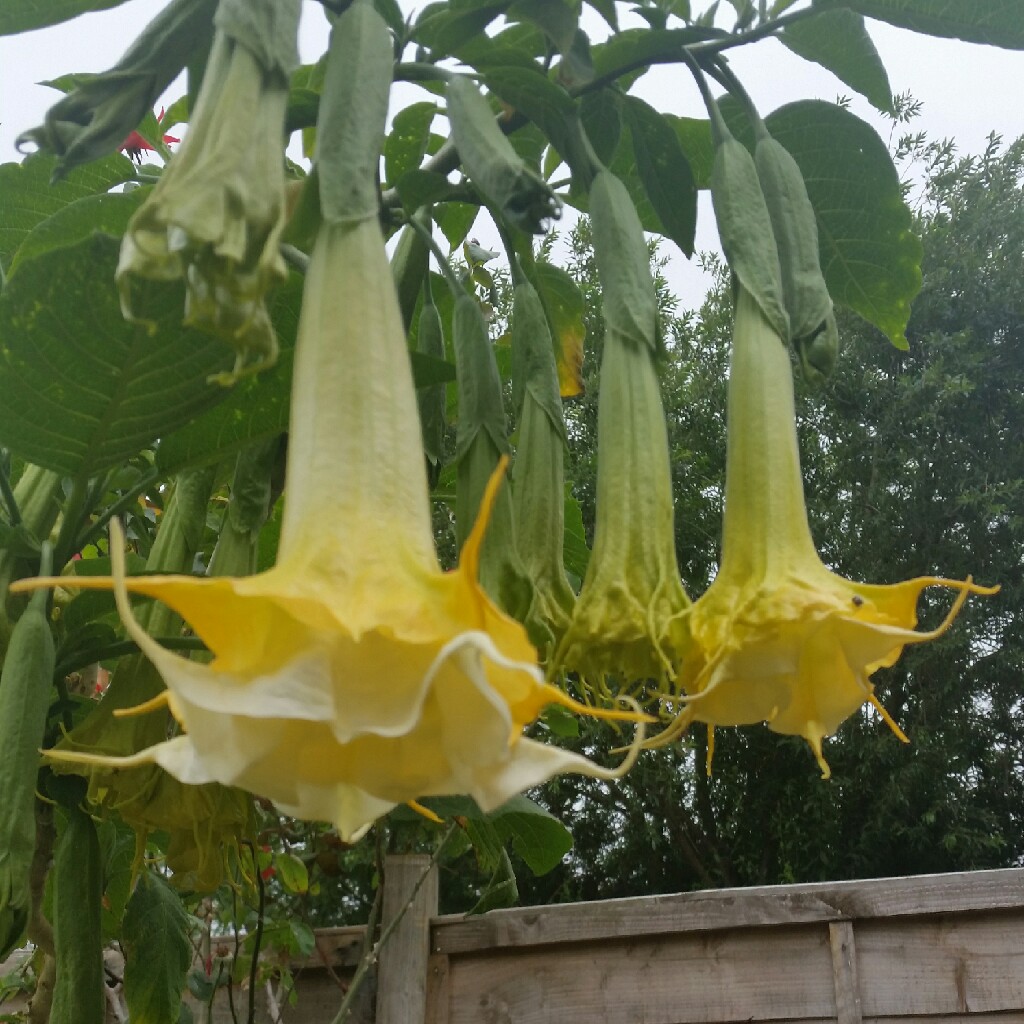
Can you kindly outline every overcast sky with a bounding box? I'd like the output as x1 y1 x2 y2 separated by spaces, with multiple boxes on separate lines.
2 0 1021 302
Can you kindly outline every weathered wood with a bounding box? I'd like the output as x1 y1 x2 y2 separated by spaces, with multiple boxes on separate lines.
432 867 1024 955
856 911 1024 1017
829 920 862 1024
444 924 836 1024
424 953 451 1024
377 853 439 1024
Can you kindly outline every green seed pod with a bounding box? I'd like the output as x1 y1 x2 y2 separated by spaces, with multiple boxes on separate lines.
588 169 659 353
754 122 839 382
0 549 55 961
416 283 447 489
709 121 790 343
447 75 561 235
50 787 105 1024
318 0 394 224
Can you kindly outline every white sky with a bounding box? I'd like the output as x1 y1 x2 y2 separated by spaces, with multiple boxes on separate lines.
1 0 1022 304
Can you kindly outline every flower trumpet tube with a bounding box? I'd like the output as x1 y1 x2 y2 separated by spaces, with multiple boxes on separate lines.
14 215 649 841
655 285 998 776
552 170 690 690
116 0 302 383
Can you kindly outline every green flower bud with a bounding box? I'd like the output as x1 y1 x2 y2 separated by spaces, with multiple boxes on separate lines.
510 278 575 662
754 122 839 384
447 75 561 235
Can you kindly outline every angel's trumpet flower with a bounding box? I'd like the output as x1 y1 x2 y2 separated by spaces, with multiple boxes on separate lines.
15 216 645 840
654 286 997 775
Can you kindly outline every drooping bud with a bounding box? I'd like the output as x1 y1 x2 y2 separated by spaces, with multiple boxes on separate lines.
754 119 839 384
510 275 575 662
447 75 561 235
453 292 534 623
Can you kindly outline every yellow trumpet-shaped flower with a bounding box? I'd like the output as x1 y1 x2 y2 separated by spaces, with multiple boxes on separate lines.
654 285 997 776
15 216 644 840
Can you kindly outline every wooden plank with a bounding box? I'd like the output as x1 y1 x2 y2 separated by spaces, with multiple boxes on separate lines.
424 953 451 1024
856 910 1024 1017
377 854 439 1024
445 924 836 1024
432 868 1024 956
829 920 863 1024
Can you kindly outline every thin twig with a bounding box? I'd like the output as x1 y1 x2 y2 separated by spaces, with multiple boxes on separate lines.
243 842 267 1024
73 465 159 555
329 823 458 1024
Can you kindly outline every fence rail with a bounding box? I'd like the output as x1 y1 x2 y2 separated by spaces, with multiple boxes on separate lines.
4 865 1022 1022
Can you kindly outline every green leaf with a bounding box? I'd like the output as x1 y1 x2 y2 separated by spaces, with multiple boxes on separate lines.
276 852 309 894
436 201 479 249
782 9 893 114
395 169 466 211
469 847 519 914
668 115 714 190
508 0 578 54
590 26 720 82
563 483 590 581
0 234 236 478
385 102 438 187
815 0 1024 49
482 67 578 167
122 871 192 1024
580 90 622 168
0 0 130 34
0 152 135 272
764 99 921 347
9 187 146 274
155 275 303 473
489 794 573 875
532 261 586 399
620 96 697 257
414 2 512 58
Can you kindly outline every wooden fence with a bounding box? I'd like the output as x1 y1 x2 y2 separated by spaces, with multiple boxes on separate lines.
270 863 1024 1024
4 863 1023 1022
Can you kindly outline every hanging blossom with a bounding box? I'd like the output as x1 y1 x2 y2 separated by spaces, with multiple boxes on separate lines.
649 286 998 776
116 0 302 383
16 215 646 841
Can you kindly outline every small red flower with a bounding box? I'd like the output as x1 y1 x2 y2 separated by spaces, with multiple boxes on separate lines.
120 108 180 163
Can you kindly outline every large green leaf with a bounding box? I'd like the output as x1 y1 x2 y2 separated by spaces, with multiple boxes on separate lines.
483 67 578 167
764 99 921 348
668 115 714 190
0 0 130 34
385 102 438 187
532 261 586 399
816 0 1024 49
0 233 235 478
782 8 893 113
0 152 135 271
122 871 192 1024
620 96 697 257
155 276 303 474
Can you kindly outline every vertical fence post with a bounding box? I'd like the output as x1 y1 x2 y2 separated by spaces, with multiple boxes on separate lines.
829 919 863 1024
376 854 439 1024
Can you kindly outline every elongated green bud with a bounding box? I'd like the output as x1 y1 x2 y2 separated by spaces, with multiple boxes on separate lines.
588 170 658 353
318 0 394 224
511 278 574 660
416 284 447 489
447 75 561 235
754 122 839 383
452 293 533 622
704 97 790 342
0 548 55 960
50 786 105 1024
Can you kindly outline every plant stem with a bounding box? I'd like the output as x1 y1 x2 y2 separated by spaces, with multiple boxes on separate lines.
73 465 159 556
